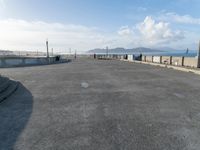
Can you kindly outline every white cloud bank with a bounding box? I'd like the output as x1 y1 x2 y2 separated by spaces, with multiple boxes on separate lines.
136 16 184 44
0 17 186 52
0 0 6 9
0 19 109 52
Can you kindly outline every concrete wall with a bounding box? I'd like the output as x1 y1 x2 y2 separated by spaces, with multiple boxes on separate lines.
4 59 23 66
161 56 171 64
172 57 183 66
142 56 146 61
183 57 198 68
128 55 134 61
142 55 199 68
153 56 161 63
0 57 57 68
146 56 153 62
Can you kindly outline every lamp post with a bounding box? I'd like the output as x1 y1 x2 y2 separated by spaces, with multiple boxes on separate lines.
46 39 49 58
198 40 200 68
106 46 108 58
198 41 200 57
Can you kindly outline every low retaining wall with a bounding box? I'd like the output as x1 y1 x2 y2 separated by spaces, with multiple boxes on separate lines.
161 56 171 64
143 55 199 68
93 54 199 68
153 56 161 63
0 56 58 67
146 56 153 62
184 57 198 68
128 55 134 61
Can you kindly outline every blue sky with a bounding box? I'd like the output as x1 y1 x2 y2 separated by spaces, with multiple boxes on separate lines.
0 0 200 52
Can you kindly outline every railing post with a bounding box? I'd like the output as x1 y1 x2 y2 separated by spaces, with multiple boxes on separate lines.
182 57 185 66
160 56 162 64
170 56 172 65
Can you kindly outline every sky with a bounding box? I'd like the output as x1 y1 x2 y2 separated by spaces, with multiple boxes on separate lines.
0 0 200 52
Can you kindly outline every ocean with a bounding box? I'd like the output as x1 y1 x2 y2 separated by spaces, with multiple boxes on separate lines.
97 50 198 57
142 50 198 57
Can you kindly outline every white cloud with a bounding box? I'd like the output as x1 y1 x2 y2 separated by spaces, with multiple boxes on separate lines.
0 0 5 8
136 16 184 44
159 12 200 25
0 19 111 52
0 17 187 52
118 26 132 36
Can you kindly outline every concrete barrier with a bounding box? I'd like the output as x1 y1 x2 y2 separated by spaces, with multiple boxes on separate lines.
183 57 198 68
142 56 146 61
0 56 58 68
172 57 183 66
128 55 134 61
146 56 153 62
142 55 199 68
153 56 161 63
161 56 171 64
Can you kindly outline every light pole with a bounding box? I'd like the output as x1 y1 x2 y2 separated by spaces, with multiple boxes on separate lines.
198 40 200 67
198 41 200 57
106 46 108 58
46 39 49 58
74 49 77 59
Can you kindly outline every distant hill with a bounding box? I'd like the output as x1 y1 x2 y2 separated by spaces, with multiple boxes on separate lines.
87 47 164 54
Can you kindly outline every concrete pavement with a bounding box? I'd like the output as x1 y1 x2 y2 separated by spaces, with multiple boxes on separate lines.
1 58 200 150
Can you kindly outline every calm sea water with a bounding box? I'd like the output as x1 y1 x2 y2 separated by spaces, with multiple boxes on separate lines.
143 50 198 57
98 50 198 57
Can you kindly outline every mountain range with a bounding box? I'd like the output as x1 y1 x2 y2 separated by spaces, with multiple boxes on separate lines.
87 47 166 54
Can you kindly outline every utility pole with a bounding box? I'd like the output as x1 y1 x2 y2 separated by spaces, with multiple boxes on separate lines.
106 46 108 58
46 39 49 58
74 49 77 59
198 41 200 57
198 40 200 68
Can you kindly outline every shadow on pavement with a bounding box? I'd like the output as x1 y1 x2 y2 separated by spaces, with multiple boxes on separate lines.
0 83 33 149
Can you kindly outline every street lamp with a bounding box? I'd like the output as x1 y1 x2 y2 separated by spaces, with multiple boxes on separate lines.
106 46 108 58
46 39 49 58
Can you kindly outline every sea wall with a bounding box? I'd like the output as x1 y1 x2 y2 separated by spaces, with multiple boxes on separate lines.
94 54 199 68
142 55 199 68
0 56 58 68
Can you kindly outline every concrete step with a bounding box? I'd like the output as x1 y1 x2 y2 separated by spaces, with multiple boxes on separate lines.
0 80 19 103
0 78 10 93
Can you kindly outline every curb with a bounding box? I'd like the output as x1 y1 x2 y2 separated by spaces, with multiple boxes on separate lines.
120 59 200 75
